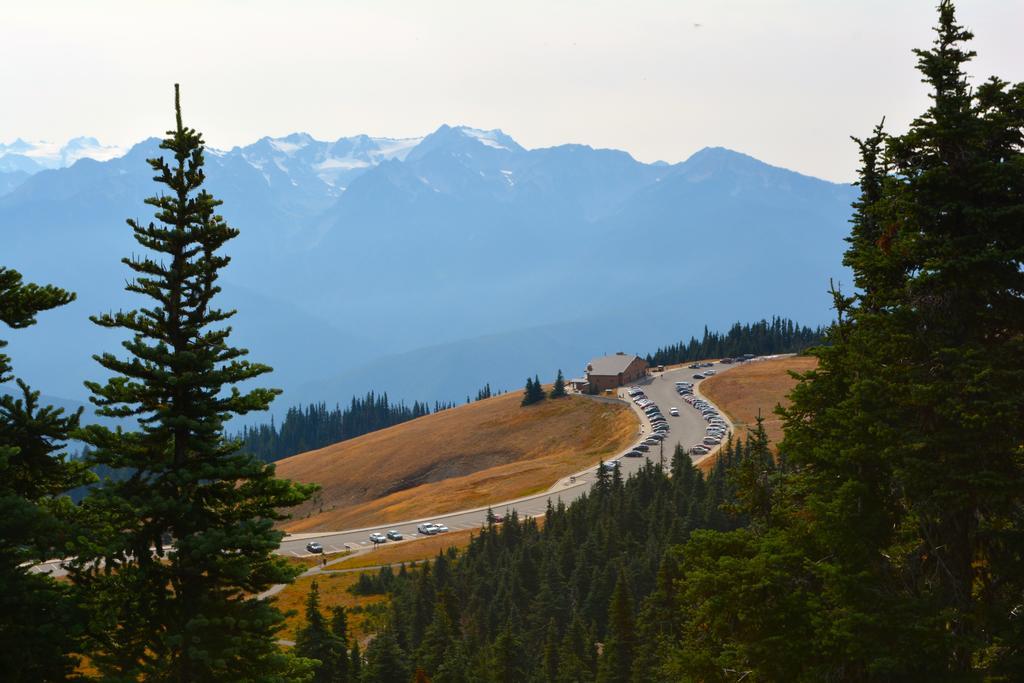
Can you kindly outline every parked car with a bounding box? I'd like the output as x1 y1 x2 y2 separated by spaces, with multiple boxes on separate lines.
624 449 644 457
635 444 650 452
386 530 403 541
669 407 679 416
306 542 324 554
369 532 387 544
648 433 665 441
643 438 660 446
417 523 439 535
600 461 621 472
435 524 449 533
693 373 705 379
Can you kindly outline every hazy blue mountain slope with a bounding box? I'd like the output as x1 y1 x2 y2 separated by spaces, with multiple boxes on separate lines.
1 126 854 413
297 318 635 407
0 170 30 196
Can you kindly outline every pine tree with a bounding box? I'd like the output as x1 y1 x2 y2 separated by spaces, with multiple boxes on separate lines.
349 640 362 682
667 3 1024 679
778 2 1024 675
489 621 527 683
522 377 535 406
596 569 636 683
549 369 567 399
726 414 776 526
0 267 91 681
417 600 455 675
433 639 473 683
70 85 316 681
330 606 351 682
522 376 546 406
556 615 596 683
295 582 346 682
541 618 560 682
361 627 411 682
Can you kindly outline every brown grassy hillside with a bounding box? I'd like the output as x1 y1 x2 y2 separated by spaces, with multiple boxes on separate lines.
276 392 637 532
698 355 818 471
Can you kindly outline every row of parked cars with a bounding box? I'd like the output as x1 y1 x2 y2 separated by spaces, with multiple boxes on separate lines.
304 519 460 553
624 387 670 457
681 391 729 455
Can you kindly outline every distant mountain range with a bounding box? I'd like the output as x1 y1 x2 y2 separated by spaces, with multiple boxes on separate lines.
1 126 856 420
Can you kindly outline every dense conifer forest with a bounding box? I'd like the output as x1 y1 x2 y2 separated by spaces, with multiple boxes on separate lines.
644 316 825 367
294 434 761 682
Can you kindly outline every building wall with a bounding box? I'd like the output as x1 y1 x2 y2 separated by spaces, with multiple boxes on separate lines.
587 357 648 392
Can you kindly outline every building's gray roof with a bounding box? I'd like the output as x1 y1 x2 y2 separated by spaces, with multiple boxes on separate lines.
586 353 644 377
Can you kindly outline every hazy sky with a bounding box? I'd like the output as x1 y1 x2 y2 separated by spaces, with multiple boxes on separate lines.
3 1 1022 182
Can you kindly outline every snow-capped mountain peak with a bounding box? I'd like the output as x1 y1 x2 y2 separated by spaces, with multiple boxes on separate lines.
208 133 427 194
0 137 127 171
455 126 521 152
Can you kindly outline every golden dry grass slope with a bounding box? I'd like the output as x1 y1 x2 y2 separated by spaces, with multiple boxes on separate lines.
276 392 637 532
698 355 818 469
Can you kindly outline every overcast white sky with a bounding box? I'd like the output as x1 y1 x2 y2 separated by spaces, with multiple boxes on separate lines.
3 0 1021 182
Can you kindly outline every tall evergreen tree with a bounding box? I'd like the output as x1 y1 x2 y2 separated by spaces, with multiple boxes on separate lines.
522 377 535 406
668 3 1024 679
550 370 567 399
782 3 1023 675
0 267 91 681
522 375 546 406
330 606 351 683
295 581 347 683
361 627 411 683
70 85 316 681
349 640 362 682
596 569 636 683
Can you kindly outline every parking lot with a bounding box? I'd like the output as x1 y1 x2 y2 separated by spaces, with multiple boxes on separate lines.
623 360 738 462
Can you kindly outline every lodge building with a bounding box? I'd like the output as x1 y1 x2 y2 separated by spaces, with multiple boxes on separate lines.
583 352 648 393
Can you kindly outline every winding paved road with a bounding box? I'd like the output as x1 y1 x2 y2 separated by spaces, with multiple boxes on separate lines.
275 360 740 559
32 359 742 578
